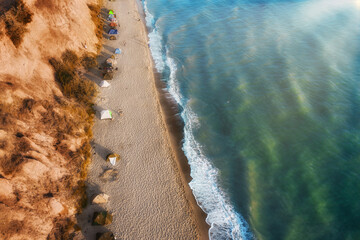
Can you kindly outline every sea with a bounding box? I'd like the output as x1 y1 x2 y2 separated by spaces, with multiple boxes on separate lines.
141 0 360 239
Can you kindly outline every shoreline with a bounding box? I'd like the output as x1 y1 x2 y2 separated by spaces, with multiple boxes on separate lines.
151 70 211 239
135 0 211 237
78 0 209 239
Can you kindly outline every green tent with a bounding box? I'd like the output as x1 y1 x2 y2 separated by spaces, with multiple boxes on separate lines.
109 10 114 15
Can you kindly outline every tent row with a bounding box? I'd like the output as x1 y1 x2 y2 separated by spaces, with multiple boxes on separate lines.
89 8 121 240
108 10 119 40
97 10 122 165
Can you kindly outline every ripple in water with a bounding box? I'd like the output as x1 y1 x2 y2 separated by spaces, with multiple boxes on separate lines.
143 0 360 239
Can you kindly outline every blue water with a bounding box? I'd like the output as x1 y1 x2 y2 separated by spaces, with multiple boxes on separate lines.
142 0 360 239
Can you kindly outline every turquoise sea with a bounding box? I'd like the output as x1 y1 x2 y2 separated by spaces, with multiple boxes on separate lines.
142 0 360 239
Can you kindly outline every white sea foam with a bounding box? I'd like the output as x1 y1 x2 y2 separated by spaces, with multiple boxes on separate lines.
166 50 182 105
143 1 253 239
143 1 165 72
182 107 253 240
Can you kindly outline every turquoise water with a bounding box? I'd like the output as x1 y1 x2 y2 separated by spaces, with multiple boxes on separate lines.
143 0 360 239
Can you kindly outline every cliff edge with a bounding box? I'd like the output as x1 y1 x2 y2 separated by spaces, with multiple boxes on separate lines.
0 0 101 239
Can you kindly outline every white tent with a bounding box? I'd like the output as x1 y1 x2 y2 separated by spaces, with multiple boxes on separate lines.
99 80 110 88
109 157 117 166
106 153 120 166
100 110 112 120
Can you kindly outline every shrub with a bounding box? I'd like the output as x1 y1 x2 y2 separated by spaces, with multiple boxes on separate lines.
3 0 33 47
21 98 36 112
4 14 27 47
1 138 31 175
81 53 97 69
49 55 97 108
87 3 103 53
4 0 33 47
12 0 33 24
62 50 79 67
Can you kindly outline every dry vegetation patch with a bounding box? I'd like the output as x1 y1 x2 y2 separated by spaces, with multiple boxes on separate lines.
34 0 56 10
0 0 103 238
88 2 103 53
49 50 97 108
81 52 98 69
48 50 98 217
1 0 33 47
0 89 94 238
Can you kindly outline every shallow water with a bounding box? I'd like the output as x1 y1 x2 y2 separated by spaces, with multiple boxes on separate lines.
143 0 360 239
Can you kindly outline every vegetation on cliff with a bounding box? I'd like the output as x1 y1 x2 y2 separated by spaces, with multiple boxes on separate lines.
2 0 33 47
0 0 103 238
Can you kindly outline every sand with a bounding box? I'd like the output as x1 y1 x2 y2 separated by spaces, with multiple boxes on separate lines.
77 0 209 239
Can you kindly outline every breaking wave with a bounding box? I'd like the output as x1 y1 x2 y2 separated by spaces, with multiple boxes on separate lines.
143 1 253 239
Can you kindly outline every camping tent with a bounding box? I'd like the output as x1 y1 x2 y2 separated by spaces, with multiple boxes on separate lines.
108 29 118 35
105 57 117 66
106 153 120 166
100 110 112 120
115 48 122 54
109 22 117 28
99 80 110 88
109 10 114 15
109 157 116 166
106 58 113 65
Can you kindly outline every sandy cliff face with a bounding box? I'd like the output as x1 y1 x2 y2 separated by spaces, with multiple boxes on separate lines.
0 0 99 239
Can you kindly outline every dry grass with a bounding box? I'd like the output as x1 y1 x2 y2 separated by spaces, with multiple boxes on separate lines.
64 1 104 216
40 98 93 215
49 49 98 219
3 14 27 47
47 218 76 240
88 3 103 53
62 50 79 66
34 0 55 10
0 102 32 175
49 54 97 108
21 98 37 113
81 53 97 69
12 0 32 24
0 103 13 126
2 0 33 47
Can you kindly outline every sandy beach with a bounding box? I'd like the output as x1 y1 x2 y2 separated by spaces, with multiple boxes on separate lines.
78 0 209 239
